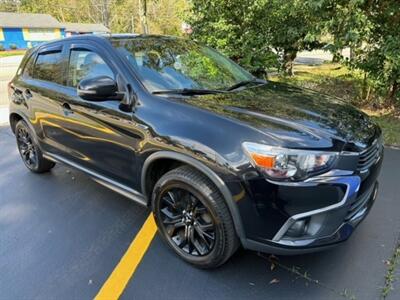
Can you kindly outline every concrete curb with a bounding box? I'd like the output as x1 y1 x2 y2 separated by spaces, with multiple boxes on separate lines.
385 144 400 151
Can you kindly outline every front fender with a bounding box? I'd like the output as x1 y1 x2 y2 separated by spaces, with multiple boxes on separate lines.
141 151 247 243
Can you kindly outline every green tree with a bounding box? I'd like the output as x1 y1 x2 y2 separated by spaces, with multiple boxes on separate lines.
18 0 97 23
0 0 19 11
353 0 400 107
310 0 371 63
6 0 186 36
187 0 279 77
257 0 324 75
319 0 400 107
187 0 324 76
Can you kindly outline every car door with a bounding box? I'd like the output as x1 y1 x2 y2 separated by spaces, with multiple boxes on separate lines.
46 42 141 188
10 44 71 152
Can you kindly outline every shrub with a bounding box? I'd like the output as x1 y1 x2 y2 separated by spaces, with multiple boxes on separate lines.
0 43 4 51
9 43 18 50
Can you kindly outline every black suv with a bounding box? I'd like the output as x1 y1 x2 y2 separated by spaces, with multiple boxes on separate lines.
8 35 383 268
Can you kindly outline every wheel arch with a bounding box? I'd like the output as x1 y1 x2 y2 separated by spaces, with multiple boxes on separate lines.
141 151 246 242
9 112 24 133
9 111 43 149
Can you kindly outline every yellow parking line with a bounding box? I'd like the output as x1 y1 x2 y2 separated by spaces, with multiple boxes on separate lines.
95 214 157 300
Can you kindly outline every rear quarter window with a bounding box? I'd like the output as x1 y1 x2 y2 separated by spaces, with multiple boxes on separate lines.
19 53 35 77
33 51 64 84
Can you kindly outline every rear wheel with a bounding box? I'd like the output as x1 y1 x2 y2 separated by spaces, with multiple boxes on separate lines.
15 120 55 173
152 165 238 268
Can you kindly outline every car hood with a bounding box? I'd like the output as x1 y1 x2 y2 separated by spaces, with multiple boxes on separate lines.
183 82 378 151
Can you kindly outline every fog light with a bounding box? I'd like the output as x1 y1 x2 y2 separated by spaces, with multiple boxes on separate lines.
286 219 308 237
283 213 327 239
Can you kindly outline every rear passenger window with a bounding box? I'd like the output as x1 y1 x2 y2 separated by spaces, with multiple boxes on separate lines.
67 50 114 87
33 51 63 84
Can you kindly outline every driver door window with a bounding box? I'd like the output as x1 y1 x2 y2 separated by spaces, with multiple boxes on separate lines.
67 49 114 87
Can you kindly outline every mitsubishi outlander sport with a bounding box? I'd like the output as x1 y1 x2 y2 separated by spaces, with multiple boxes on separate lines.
8 35 383 268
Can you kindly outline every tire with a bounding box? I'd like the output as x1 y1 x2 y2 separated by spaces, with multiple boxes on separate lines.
152 165 239 268
15 120 55 173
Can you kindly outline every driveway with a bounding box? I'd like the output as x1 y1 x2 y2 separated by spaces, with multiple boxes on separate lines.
0 125 399 300
295 48 350 65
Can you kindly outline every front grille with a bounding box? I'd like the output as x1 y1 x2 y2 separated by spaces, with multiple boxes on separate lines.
357 139 382 172
345 183 376 221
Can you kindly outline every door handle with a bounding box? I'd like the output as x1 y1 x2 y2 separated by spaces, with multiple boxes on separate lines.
61 103 73 116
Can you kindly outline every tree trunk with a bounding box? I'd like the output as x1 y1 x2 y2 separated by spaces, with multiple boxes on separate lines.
332 35 342 63
332 50 342 63
131 15 135 33
58 7 65 23
282 49 297 76
139 0 149 34
350 46 355 62
366 86 372 103
361 72 368 100
387 80 398 107
90 0 110 28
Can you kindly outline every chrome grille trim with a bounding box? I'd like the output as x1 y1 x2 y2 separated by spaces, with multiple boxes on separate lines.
357 138 382 172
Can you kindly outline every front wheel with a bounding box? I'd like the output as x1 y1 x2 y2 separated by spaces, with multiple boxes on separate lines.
152 166 238 268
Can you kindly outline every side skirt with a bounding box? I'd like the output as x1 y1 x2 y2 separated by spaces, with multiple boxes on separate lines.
43 153 147 207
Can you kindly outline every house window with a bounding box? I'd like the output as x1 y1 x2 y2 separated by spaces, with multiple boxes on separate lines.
23 28 61 41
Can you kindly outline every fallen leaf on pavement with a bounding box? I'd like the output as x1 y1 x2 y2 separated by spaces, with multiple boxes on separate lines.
270 262 276 271
269 278 280 284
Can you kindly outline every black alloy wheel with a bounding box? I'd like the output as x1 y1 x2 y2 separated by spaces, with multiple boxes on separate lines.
159 187 216 256
16 125 38 169
15 120 55 173
152 166 238 268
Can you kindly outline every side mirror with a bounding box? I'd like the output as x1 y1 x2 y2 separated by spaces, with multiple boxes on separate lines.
77 76 123 101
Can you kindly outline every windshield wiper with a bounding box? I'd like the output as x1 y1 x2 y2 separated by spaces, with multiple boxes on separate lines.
225 78 267 91
152 88 225 96
152 80 266 95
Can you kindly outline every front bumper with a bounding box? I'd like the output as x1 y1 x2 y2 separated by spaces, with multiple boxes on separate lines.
246 180 378 254
238 153 383 255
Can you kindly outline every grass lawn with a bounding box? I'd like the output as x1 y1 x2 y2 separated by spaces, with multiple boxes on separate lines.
371 114 400 147
270 63 400 147
0 50 26 58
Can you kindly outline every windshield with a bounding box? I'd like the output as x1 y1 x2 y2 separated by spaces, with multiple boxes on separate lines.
112 37 254 92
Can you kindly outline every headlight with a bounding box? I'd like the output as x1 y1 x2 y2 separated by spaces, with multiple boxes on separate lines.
242 142 338 181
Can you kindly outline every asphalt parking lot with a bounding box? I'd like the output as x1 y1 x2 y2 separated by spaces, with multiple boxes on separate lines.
0 124 399 300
